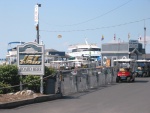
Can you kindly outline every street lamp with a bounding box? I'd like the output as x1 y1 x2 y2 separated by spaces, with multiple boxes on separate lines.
118 38 120 59
89 44 91 68
144 26 146 59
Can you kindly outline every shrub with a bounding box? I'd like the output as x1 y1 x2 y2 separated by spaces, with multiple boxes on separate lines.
21 66 57 93
0 65 19 93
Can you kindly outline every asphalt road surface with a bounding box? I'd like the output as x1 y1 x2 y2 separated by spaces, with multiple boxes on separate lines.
1 77 150 113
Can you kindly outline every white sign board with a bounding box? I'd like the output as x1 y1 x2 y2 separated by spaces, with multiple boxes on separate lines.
17 42 45 75
34 5 38 23
129 40 138 48
129 40 138 43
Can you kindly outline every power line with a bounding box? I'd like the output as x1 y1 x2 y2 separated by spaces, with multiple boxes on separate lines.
41 0 133 27
40 17 150 33
67 0 133 26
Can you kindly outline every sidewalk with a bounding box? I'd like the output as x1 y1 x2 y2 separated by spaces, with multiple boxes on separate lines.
0 94 62 109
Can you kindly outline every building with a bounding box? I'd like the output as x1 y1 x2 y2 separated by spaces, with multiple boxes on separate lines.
44 49 70 67
101 40 144 67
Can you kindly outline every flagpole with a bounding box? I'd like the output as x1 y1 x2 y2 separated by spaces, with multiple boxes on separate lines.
144 23 146 59
114 34 116 42
100 35 103 53
128 33 130 42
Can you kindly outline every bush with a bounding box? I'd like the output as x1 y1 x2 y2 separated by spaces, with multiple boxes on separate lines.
22 66 57 92
0 65 19 94
0 82 12 94
21 75 41 92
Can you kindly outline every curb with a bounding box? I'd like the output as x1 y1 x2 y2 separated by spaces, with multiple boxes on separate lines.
0 94 62 109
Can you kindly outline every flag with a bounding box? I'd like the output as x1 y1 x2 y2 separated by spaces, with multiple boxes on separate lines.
58 34 62 38
101 35 104 41
138 36 142 41
128 33 130 39
114 34 116 40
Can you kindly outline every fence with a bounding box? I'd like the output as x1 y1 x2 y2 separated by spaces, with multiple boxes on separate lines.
54 67 117 96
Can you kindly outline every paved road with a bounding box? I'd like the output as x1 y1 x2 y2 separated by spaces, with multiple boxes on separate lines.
1 77 150 113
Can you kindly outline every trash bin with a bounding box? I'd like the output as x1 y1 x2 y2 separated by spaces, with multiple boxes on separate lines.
45 78 56 94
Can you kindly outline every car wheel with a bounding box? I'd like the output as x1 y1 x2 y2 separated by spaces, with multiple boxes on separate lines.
131 78 135 82
142 73 146 77
116 76 120 83
135 73 138 77
127 77 131 83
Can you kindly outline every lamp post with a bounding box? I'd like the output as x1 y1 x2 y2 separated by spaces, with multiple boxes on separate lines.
118 38 120 59
35 3 41 44
89 44 91 68
144 26 146 59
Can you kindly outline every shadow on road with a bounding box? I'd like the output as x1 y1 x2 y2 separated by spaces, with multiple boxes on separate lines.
62 78 150 100
61 83 117 99
134 80 149 83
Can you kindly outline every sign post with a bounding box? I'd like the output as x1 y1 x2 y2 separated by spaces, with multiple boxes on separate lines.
17 42 45 93
40 75 43 94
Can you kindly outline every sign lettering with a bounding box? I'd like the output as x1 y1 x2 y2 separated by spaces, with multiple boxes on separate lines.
20 55 41 65
19 67 42 72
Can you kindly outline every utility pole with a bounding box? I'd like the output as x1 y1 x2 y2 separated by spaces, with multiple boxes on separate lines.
34 3 43 94
34 3 41 44
144 21 146 59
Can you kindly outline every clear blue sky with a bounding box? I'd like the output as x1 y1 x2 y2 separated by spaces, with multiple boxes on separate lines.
0 0 150 58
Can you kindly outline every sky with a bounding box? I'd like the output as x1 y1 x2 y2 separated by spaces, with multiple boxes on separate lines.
0 0 150 58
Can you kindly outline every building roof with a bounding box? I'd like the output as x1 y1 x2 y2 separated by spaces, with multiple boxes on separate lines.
45 48 70 58
129 48 142 55
45 49 59 52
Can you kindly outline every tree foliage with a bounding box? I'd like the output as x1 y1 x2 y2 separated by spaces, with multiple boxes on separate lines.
0 65 19 93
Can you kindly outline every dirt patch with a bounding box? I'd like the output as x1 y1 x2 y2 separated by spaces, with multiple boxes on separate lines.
0 91 45 103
